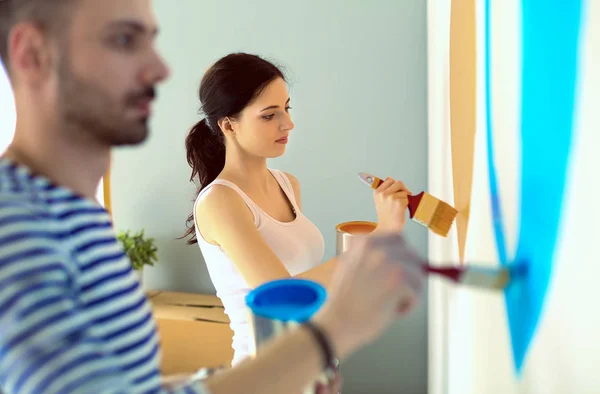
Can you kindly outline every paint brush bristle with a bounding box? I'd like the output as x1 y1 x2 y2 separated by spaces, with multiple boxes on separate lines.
410 192 458 237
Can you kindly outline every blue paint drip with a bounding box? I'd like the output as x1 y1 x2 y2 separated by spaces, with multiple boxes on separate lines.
484 0 583 373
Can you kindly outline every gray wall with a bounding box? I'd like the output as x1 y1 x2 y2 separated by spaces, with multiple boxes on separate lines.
111 1 428 393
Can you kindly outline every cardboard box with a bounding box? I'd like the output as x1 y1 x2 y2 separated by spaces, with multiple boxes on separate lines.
147 291 234 375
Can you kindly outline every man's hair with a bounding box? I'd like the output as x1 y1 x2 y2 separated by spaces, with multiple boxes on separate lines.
0 0 76 70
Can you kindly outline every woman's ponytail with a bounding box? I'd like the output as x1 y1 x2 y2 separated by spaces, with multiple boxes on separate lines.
182 118 225 244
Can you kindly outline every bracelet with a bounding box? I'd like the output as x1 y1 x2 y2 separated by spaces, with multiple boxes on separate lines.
303 320 336 371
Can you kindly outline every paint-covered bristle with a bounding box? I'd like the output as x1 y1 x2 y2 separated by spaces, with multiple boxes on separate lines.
429 200 459 237
460 267 511 290
412 193 458 237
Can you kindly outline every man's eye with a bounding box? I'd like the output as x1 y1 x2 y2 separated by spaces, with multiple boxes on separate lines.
114 33 135 49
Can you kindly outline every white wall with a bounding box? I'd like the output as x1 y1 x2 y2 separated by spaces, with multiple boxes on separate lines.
429 0 600 393
111 1 428 393
0 64 16 153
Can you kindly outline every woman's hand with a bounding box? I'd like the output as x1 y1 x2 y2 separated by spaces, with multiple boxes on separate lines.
373 177 412 233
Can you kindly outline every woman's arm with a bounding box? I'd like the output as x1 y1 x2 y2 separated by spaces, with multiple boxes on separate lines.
196 174 410 289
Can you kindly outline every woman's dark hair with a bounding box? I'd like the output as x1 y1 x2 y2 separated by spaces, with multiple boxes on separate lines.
182 52 285 244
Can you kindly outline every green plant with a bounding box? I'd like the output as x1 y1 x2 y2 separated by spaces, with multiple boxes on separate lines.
117 229 158 271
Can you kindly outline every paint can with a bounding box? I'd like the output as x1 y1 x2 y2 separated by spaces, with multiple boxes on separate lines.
246 278 334 394
335 221 377 255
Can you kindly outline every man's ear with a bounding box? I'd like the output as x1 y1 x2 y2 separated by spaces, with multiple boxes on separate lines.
9 22 55 85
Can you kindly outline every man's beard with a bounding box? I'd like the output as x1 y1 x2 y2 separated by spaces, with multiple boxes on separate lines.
57 60 155 147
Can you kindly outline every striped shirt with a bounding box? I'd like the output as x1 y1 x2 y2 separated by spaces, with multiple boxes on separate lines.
0 159 208 394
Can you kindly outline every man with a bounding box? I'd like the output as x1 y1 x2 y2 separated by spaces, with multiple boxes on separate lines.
0 1 423 393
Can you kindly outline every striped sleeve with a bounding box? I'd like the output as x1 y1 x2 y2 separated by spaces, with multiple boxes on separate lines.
0 203 209 394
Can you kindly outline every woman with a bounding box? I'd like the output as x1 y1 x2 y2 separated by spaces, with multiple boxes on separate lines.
182 53 412 370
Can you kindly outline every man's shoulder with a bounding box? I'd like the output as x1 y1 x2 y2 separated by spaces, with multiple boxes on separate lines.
0 190 61 255
0 190 51 224
0 161 49 214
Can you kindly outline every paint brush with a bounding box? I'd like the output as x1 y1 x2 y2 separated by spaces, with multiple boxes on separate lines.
367 232 520 291
359 172 458 237
423 264 513 290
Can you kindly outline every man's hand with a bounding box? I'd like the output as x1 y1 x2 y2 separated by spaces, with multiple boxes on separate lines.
315 371 342 394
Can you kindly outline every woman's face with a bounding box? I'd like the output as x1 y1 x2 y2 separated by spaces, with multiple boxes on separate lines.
230 77 294 158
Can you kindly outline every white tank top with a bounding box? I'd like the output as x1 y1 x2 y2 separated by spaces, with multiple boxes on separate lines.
193 169 325 365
